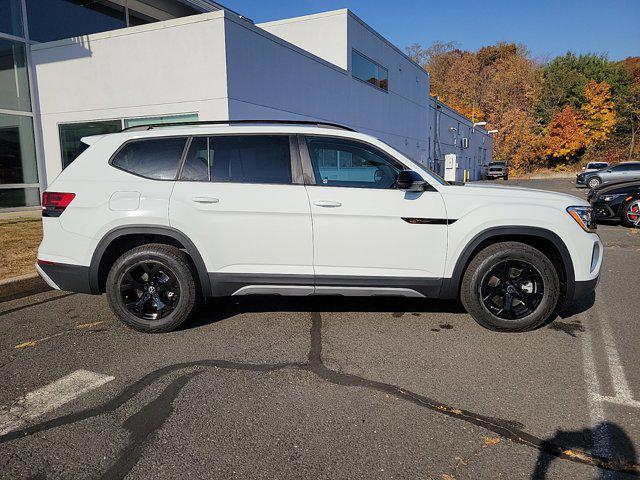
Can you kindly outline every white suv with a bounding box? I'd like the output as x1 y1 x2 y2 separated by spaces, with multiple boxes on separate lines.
37 121 602 333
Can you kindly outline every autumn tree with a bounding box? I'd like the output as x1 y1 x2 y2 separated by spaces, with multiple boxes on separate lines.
545 105 587 161
581 80 616 146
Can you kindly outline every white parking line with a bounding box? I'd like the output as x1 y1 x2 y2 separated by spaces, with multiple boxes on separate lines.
0 369 114 435
598 299 635 401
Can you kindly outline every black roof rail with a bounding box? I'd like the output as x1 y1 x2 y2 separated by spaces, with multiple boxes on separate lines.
121 119 356 133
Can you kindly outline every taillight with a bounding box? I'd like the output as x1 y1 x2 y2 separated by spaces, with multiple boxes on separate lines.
42 192 76 217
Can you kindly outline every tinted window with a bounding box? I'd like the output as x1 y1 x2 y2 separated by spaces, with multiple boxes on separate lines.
589 162 608 169
209 136 292 184
306 137 403 189
112 137 187 180
352 50 388 92
618 163 640 171
180 137 209 181
26 0 125 42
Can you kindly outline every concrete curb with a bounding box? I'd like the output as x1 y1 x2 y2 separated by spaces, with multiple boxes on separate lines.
0 273 51 303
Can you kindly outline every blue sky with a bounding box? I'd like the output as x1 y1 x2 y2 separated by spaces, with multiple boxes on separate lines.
220 0 640 61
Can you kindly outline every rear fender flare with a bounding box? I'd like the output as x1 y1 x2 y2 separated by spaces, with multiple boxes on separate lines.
89 225 211 296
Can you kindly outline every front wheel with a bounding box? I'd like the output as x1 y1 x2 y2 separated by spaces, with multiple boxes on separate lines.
106 243 198 333
460 242 560 332
621 198 640 228
587 177 601 189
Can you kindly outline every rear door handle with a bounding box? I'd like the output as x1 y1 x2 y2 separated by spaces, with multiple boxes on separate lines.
314 200 342 208
192 196 219 204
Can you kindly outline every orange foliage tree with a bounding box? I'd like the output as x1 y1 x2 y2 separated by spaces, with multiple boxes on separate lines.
545 105 587 161
581 80 616 146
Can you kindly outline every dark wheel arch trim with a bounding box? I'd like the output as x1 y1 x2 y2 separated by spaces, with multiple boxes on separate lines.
89 225 211 296
441 226 576 310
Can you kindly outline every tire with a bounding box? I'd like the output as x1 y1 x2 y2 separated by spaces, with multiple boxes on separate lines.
621 198 640 228
106 243 197 333
587 176 601 189
460 241 560 332
503 174 509 181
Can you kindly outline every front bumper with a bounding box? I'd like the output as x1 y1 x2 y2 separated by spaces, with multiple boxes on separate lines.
35 261 93 294
561 276 599 312
576 176 586 186
591 200 619 220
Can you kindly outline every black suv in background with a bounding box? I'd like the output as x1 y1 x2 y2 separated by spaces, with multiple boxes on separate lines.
589 180 640 228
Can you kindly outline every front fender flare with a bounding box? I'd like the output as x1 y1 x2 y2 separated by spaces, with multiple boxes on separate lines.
440 226 575 307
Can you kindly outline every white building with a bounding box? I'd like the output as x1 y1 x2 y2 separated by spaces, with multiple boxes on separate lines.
0 0 492 211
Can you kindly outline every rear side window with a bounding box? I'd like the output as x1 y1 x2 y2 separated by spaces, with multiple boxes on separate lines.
209 135 292 184
112 137 187 180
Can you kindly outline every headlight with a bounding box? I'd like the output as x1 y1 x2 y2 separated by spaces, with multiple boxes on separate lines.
567 206 596 232
602 194 622 202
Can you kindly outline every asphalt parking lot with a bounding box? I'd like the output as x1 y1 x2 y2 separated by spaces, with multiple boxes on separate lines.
1 178 639 479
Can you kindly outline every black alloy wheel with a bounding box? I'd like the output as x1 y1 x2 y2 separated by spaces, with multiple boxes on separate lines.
120 260 180 320
480 260 544 320
106 243 198 332
460 241 560 332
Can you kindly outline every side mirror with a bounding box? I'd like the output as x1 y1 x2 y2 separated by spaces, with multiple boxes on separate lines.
396 170 427 192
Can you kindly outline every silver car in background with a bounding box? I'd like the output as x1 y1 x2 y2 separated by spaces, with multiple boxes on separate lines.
579 161 640 189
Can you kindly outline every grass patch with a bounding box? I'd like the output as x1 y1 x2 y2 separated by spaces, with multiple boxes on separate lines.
0 217 43 280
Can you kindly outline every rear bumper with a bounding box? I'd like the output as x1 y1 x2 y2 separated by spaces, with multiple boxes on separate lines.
35 261 93 294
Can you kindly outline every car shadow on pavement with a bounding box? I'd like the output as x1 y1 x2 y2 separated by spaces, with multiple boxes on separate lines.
183 296 465 331
531 422 638 479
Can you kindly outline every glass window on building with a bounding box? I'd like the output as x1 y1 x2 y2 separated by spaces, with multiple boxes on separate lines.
0 114 39 208
128 9 158 27
0 38 31 112
0 0 24 37
26 0 126 43
352 50 388 92
123 113 199 129
59 120 122 169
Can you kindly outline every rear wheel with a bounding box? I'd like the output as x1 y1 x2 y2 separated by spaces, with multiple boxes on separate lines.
587 176 601 189
621 198 640 228
106 243 197 333
460 242 560 332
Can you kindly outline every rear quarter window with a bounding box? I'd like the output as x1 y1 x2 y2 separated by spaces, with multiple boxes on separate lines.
111 137 188 180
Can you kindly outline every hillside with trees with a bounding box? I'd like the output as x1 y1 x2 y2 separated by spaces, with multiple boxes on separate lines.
406 42 640 175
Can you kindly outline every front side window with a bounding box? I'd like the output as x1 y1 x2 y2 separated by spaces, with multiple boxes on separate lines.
112 137 187 180
209 135 292 184
352 50 388 92
306 137 403 189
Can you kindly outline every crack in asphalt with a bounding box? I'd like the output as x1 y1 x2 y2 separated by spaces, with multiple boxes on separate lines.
0 311 639 478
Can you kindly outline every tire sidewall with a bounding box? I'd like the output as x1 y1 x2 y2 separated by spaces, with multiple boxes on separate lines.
588 177 601 189
106 246 196 332
462 244 559 332
621 199 640 228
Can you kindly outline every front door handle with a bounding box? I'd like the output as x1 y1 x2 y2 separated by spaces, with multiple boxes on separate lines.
314 200 342 208
192 196 219 204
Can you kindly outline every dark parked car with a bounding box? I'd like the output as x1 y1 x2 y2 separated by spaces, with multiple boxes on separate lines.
577 161 640 189
589 180 640 228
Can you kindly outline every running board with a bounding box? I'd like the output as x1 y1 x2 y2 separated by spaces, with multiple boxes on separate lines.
231 285 425 297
